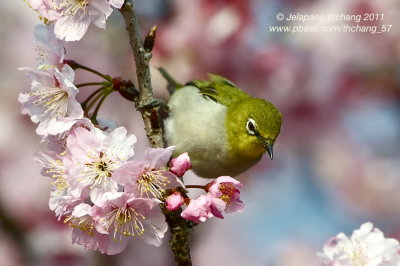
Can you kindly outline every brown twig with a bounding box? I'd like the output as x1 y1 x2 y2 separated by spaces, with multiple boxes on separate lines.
119 1 193 265
120 0 163 148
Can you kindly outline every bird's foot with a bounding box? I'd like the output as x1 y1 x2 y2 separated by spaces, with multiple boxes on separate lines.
137 99 170 112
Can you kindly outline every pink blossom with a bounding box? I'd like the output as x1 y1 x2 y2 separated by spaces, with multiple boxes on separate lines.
170 152 192 176
44 117 96 153
318 222 400 266
180 194 225 223
93 192 168 252
181 176 244 223
34 24 65 72
165 192 184 211
34 149 82 219
34 149 65 179
49 190 83 220
30 0 125 41
44 117 116 153
66 203 111 254
18 65 83 137
30 0 60 21
63 127 137 204
208 176 244 215
112 147 184 199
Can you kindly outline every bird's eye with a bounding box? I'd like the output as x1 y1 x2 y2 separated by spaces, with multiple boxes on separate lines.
246 118 257 135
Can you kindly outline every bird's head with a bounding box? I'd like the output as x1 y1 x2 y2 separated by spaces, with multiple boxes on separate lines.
226 98 282 160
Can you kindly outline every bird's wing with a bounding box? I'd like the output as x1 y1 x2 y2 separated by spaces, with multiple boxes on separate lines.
188 74 250 106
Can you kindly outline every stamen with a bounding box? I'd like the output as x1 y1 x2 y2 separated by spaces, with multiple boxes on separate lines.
79 152 116 189
100 206 146 242
218 183 238 203
51 177 69 194
349 240 368 265
137 171 171 199
45 159 65 179
65 214 95 236
31 87 69 119
57 0 90 16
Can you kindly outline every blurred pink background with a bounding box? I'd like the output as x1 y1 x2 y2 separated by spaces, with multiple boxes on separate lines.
1 0 400 265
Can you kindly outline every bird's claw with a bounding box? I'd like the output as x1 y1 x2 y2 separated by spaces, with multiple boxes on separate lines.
137 99 170 112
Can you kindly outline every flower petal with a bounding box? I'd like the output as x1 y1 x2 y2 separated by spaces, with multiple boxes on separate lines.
103 127 137 161
144 146 174 170
112 160 146 191
88 0 112 28
54 10 91 41
109 0 124 9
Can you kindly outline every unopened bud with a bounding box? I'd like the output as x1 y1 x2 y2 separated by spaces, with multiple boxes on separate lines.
170 152 192 176
112 78 138 102
165 191 184 211
144 26 157 52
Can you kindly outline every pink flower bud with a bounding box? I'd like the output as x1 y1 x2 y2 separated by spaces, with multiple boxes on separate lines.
181 195 214 223
170 152 192 176
165 191 184 211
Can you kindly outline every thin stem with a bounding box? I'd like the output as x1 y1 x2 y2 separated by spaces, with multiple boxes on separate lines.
85 89 107 115
76 82 108 88
81 87 104 110
70 61 112 82
90 90 113 123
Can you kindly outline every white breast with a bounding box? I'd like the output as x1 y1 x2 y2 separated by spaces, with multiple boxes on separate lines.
164 86 229 177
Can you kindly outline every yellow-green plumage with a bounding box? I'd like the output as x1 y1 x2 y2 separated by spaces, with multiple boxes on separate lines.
164 74 282 178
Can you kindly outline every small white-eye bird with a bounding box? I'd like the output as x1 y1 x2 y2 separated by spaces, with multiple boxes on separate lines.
163 73 282 178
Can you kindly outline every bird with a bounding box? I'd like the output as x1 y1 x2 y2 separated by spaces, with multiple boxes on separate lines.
162 71 282 178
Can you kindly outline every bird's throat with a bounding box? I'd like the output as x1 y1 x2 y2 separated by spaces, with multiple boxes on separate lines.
230 139 265 162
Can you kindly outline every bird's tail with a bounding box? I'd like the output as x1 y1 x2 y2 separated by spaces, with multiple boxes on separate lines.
158 67 183 95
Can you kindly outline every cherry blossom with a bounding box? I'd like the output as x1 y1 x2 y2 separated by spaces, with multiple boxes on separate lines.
34 24 65 72
44 117 96 153
63 126 137 204
18 65 83 137
44 117 116 153
66 203 112 253
112 147 184 199
93 192 168 252
181 176 244 223
208 176 244 215
30 0 125 41
318 222 400 266
34 149 82 219
180 195 224 223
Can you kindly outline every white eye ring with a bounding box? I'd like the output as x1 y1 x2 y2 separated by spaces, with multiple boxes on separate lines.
246 118 257 135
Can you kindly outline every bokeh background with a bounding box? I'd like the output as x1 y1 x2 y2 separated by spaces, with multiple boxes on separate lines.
1 0 400 265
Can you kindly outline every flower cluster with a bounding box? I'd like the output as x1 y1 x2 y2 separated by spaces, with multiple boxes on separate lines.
28 0 124 41
177 176 244 223
20 18 245 256
163 158 244 223
32 125 244 254
318 222 400 265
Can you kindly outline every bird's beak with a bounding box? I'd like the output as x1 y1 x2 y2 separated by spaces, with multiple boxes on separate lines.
265 143 273 160
258 136 274 160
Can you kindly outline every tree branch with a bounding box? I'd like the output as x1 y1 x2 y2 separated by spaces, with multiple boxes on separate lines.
164 208 194 266
120 0 163 148
119 1 193 265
